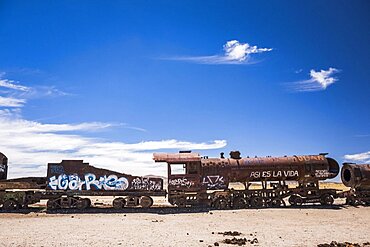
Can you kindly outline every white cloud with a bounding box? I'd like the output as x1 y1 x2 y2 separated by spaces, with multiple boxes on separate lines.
310 68 338 89
344 151 370 163
288 67 339 92
0 74 68 107
0 77 30 91
0 111 226 178
0 96 26 107
165 40 272 65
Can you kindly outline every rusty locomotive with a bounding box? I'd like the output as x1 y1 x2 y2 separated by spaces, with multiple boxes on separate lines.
154 151 340 208
341 163 370 206
0 151 369 211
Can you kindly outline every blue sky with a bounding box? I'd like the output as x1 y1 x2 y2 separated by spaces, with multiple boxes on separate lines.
0 1 369 178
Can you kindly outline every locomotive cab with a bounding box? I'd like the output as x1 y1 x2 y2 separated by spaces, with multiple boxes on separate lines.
153 152 203 192
167 161 202 191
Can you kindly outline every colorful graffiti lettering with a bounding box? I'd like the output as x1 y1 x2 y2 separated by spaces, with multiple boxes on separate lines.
202 175 226 189
169 178 194 188
130 177 162 191
48 173 129 191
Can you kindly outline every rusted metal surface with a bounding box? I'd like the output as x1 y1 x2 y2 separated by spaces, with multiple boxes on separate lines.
155 151 340 191
153 152 201 163
47 160 164 192
0 152 8 180
0 177 46 190
341 163 370 189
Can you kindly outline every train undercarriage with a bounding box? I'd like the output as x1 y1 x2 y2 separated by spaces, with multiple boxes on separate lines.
0 190 162 211
344 189 370 206
168 181 338 209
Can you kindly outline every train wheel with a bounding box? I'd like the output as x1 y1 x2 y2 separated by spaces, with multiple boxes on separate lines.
47 199 57 210
177 198 186 208
3 199 19 211
271 198 283 208
320 194 334 206
113 198 126 209
140 196 153 208
213 197 229 210
83 198 91 208
294 197 303 206
250 197 264 208
233 197 247 209
76 198 90 210
289 196 302 206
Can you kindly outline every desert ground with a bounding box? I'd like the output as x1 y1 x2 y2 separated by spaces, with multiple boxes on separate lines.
0 197 369 247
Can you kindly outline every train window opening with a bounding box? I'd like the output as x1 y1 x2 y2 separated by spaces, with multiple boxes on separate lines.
170 164 186 175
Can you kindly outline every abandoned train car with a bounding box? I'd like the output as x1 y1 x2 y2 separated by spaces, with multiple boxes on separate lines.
0 153 165 210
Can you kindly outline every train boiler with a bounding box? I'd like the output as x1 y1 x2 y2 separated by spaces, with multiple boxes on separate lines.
154 151 340 209
341 163 370 206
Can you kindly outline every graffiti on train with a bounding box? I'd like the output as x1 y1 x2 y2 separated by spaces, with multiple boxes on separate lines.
169 178 195 188
48 173 129 191
249 170 299 179
202 175 227 189
130 177 162 191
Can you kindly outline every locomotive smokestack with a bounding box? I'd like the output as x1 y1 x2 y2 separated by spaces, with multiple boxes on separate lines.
230 151 241 159
0 152 8 180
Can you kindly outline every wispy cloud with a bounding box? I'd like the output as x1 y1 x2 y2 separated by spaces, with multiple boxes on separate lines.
0 77 30 91
344 151 370 163
164 40 272 65
0 96 26 107
354 134 370 138
0 73 69 107
287 68 340 92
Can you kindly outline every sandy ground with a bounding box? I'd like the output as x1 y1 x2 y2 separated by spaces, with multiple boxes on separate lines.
0 202 369 247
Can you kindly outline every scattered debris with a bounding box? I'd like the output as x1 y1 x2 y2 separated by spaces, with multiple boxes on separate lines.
251 238 258 244
219 231 242 236
199 240 204 242
317 241 370 247
214 242 219 246
223 237 248 245
222 237 259 246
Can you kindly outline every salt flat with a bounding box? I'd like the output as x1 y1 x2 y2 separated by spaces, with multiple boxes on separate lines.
0 205 369 247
